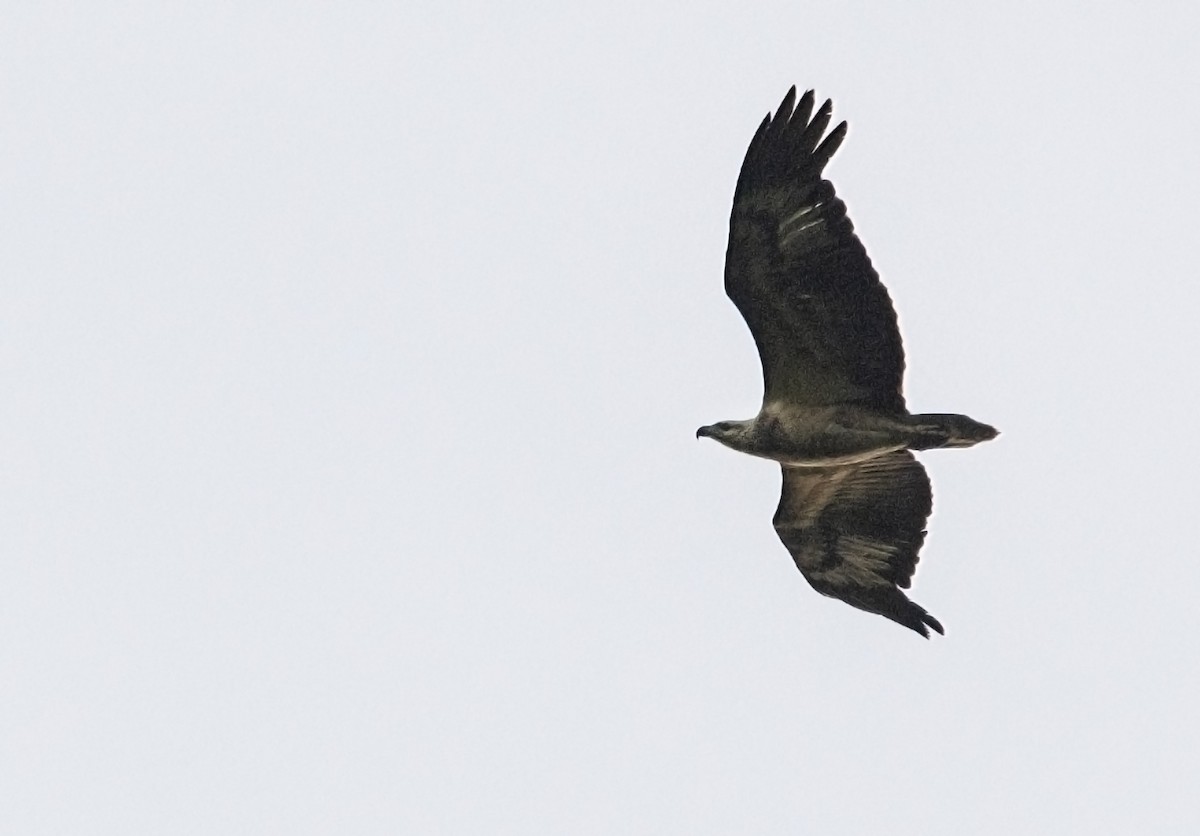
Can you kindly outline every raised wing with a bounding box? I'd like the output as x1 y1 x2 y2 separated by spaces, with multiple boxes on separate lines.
725 87 906 413
773 451 943 637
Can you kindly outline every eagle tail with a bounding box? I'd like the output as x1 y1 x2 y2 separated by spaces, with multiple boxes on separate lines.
908 414 999 450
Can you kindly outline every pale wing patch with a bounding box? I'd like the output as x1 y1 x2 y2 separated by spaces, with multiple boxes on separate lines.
810 535 898 589
779 202 827 249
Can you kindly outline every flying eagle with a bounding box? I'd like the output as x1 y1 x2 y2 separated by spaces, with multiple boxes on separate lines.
697 87 997 637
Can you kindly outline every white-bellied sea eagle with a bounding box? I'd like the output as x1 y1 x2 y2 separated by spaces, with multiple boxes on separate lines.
697 87 997 637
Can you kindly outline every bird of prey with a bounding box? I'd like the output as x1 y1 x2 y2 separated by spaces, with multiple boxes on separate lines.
697 87 997 637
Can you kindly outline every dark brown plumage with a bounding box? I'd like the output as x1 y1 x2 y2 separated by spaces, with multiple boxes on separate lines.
698 87 997 637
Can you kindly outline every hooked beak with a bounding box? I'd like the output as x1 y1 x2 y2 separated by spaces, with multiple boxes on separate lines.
696 425 714 439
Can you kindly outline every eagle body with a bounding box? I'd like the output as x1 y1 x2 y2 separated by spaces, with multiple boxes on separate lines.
699 406 996 467
698 87 997 638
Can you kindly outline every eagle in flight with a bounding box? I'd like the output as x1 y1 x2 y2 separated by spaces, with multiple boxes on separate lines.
698 87 997 637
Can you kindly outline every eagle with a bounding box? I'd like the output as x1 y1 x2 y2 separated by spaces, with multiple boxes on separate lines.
697 87 997 637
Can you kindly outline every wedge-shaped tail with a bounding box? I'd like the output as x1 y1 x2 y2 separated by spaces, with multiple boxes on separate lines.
908 414 999 451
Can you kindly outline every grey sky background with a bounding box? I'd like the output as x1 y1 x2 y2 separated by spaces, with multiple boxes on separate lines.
4 3 1199 833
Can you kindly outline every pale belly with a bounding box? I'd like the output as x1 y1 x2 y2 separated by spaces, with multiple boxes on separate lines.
747 405 915 466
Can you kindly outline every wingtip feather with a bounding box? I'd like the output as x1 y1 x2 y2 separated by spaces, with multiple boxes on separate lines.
812 120 848 171
772 87 797 129
925 613 945 636
798 99 835 152
912 609 944 638
793 88 815 126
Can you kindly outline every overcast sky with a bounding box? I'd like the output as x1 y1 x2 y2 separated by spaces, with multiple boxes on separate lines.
4 3 1200 834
